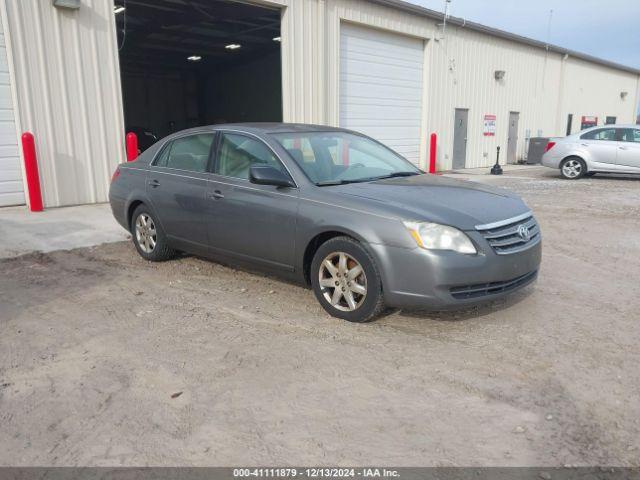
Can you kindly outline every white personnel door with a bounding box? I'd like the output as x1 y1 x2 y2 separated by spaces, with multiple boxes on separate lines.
340 23 424 166
0 19 23 207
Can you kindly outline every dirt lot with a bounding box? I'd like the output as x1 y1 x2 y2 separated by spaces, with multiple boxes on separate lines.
1 167 639 467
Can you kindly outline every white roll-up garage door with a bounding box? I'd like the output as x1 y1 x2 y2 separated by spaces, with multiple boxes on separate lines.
340 23 424 166
0 20 23 207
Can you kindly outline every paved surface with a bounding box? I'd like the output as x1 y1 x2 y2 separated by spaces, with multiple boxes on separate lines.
0 203 128 259
1 167 639 466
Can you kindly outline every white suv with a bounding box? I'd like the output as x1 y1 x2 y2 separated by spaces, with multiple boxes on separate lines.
541 125 640 179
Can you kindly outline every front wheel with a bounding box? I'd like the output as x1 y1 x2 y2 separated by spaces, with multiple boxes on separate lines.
310 236 385 322
560 157 586 180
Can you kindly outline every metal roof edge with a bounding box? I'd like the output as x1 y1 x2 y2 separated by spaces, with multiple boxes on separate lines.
367 0 640 76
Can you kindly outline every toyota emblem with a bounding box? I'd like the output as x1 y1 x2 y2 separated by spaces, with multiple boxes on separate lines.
517 224 531 242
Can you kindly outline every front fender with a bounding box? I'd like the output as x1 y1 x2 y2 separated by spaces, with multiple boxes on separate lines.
294 195 416 284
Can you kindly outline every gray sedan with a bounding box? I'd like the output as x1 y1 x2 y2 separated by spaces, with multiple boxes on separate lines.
109 124 541 322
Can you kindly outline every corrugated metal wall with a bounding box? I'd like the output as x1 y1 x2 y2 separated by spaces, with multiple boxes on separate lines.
3 0 639 208
561 56 639 134
280 0 640 170
2 0 124 208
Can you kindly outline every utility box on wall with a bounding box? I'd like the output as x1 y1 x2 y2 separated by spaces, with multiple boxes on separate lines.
52 0 81 10
527 137 550 164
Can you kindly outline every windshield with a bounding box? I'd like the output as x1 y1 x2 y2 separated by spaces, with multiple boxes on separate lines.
271 132 420 185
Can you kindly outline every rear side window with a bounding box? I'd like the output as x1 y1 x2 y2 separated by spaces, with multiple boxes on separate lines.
154 134 214 172
619 129 640 143
580 128 616 141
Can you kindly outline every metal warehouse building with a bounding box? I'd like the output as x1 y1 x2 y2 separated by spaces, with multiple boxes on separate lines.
0 0 639 208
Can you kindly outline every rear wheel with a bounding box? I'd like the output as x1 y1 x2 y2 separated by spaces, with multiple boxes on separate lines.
311 236 385 322
560 157 586 180
131 205 176 262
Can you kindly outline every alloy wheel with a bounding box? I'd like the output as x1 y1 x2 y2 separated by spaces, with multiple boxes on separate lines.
318 251 367 312
562 159 583 178
135 213 157 253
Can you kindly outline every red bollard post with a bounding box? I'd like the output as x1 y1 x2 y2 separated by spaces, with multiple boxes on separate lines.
21 132 43 212
428 133 437 174
126 132 138 162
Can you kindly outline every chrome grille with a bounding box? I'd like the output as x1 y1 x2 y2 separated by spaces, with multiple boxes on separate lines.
476 212 540 255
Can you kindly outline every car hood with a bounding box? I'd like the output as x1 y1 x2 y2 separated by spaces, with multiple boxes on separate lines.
331 174 530 230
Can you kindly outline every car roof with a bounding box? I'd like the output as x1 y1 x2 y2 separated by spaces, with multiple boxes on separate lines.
213 123 354 134
170 123 356 137
580 124 639 131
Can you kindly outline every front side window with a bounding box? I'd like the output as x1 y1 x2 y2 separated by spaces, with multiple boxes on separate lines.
580 128 617 141
215 133 286 180
619 129 640 143
155 134 214 172
272 132 420 185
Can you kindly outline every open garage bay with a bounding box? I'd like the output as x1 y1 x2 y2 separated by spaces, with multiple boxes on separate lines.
1 167 639 466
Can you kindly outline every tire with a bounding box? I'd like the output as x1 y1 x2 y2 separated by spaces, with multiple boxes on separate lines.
310 236 385 322
130 204 177 262
560 157 587 180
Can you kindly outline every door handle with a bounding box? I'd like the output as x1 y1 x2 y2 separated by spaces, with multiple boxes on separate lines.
208 190 224 200
580 143 589 147
619 146 628 150
148 179 160 188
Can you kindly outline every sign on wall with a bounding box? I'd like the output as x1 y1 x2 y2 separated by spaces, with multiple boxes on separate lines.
581 116 598 130
483 114 496 136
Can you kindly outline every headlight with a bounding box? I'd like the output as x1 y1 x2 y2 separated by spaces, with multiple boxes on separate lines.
403 221 477 255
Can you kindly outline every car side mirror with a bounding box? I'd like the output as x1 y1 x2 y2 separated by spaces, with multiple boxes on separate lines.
249 165 295 188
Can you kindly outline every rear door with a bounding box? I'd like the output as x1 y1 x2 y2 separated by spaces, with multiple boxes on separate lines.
617 128 640 169
579 127 618 166
206 131 299 270
146 132 216 253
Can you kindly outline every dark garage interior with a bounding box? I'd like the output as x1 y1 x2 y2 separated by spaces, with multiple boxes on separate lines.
115 0 282 150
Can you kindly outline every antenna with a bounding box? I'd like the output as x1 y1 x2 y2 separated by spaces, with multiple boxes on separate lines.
545 9 553 49
440 0 452 40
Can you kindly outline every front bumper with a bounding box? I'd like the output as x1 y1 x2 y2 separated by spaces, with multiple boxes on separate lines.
370 232 542 310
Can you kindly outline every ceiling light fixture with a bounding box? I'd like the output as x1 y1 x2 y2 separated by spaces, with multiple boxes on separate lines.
114 5 125 14
225 44 242 50
273 36 281 42
187 55 202 62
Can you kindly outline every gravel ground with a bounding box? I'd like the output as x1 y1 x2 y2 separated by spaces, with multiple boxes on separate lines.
1 167 639 466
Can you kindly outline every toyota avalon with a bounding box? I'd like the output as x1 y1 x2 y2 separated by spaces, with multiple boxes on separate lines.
110 124 541 322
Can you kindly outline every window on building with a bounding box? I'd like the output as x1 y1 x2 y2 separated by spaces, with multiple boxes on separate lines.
580 128 617 141
155 134 214 172
605 116 617 125
216 133 285 180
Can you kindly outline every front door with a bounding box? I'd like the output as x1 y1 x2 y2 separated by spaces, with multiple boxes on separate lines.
146 132 216 253
579 127 618 166
207 131 299 270
617 128 640 169
507 112 519 164
452 109 468 169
